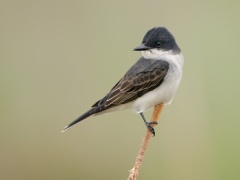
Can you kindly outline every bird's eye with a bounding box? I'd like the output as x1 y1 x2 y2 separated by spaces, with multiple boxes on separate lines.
155 41 162 48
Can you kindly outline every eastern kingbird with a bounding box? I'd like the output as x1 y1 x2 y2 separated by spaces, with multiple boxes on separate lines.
62 27 184 136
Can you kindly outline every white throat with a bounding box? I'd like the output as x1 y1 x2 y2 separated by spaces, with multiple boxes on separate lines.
142 48 173 59
141 49 184 70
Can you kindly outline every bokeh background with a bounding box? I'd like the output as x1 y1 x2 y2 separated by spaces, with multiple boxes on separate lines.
1 0 240 180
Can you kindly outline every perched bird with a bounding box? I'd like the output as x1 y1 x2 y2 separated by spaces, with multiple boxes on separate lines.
62 27 184 136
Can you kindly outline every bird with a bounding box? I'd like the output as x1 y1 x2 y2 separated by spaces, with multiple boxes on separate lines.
62 27 184 136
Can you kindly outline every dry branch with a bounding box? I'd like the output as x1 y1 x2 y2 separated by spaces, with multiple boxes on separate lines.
128 104 164 180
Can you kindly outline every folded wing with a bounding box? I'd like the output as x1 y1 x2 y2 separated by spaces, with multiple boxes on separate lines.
92 57 169 110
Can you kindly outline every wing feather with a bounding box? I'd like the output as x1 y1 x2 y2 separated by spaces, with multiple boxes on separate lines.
92 57 169 112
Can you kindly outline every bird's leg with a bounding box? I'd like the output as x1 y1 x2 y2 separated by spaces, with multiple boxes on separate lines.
140 112 158 136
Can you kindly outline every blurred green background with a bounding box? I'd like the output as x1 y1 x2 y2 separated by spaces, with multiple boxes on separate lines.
1 0 240 180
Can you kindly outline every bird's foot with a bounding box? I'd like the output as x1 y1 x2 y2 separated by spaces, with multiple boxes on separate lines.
145 121 158 137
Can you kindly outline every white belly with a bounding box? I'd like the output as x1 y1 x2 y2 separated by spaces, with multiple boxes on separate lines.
132 51 184 113
132 67 182 113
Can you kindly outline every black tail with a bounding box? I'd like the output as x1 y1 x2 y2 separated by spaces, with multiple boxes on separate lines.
61 108 96 132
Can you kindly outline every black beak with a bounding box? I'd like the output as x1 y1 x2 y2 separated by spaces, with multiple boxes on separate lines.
133 44 150 51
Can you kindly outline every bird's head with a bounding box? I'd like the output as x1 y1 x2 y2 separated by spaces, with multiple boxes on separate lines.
133 27 180 59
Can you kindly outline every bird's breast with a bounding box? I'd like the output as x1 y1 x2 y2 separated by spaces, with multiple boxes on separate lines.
133 53 184 113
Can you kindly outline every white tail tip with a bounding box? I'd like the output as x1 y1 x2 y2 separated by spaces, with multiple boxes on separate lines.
61 126 69 133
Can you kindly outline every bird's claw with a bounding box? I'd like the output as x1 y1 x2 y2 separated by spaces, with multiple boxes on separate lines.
145 121 158 137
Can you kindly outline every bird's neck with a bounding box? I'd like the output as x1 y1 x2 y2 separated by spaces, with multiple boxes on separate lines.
142 49 184 70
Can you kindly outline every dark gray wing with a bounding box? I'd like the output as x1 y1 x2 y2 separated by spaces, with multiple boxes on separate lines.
62 57 169 131
92 57 169 110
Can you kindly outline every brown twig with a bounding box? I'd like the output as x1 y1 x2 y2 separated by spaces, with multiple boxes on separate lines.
128 104 164 180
